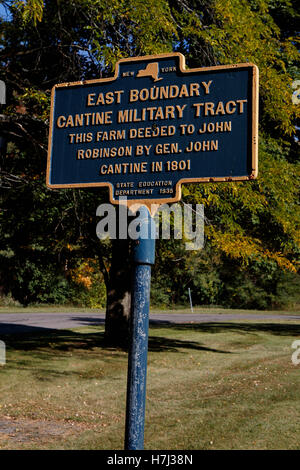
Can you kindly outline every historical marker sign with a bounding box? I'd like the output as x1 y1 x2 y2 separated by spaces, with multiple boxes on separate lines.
47 53 258 206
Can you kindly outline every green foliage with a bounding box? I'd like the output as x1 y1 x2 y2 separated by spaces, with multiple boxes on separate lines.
152 242 299 309
1 251 71 305
84 0 177 67
14 0 44 25
220 260 300 310
275 271 300 309
173 0 299 135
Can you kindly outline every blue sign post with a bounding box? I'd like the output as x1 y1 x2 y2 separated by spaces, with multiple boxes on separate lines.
47 53 258 450
0 80 7 153
125 206 156 450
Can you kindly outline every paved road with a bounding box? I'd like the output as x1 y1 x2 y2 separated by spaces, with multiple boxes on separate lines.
0 311 299 335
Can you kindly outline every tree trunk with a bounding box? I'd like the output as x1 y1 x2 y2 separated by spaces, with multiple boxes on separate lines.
104 238 132 347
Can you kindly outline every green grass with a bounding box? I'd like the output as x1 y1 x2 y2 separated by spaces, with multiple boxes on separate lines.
0 304 299 314
0 318 300 449
151 306 300 315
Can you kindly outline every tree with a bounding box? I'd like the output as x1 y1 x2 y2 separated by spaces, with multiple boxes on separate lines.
0 0 299 345
0 0 177 344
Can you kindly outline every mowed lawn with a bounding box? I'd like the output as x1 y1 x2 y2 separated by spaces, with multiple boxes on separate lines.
0 314 300 450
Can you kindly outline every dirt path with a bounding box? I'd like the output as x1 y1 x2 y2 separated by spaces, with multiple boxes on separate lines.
0 416 85 448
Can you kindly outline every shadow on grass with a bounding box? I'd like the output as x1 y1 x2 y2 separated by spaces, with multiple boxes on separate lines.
149 320 300 337
1 326 230 356
1 319 300 358
147 335 230 353
1 325 107 351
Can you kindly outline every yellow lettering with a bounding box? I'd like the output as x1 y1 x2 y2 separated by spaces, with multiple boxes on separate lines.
205 102 215 116
118 109 129 123
87 93 96 106
96 94 105 105
115 90 124 104
74 114 84 126
202 80 212 94
56 115 66 128
66 115 74 127
105 92 114 105
178 84 188 98
104 111 113 124
215 101 225 115
193 103 204 117
170 85 179 98
176 104 187 118
236 99 247 113
189 83 200 97
77 149 84 159
225 101 236 114
130 89 139 102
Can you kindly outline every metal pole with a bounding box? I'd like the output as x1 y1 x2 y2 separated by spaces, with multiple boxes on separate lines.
125 205 156 450
188 287 194 313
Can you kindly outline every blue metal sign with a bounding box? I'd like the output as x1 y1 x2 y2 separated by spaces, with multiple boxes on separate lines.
47 53 258 205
